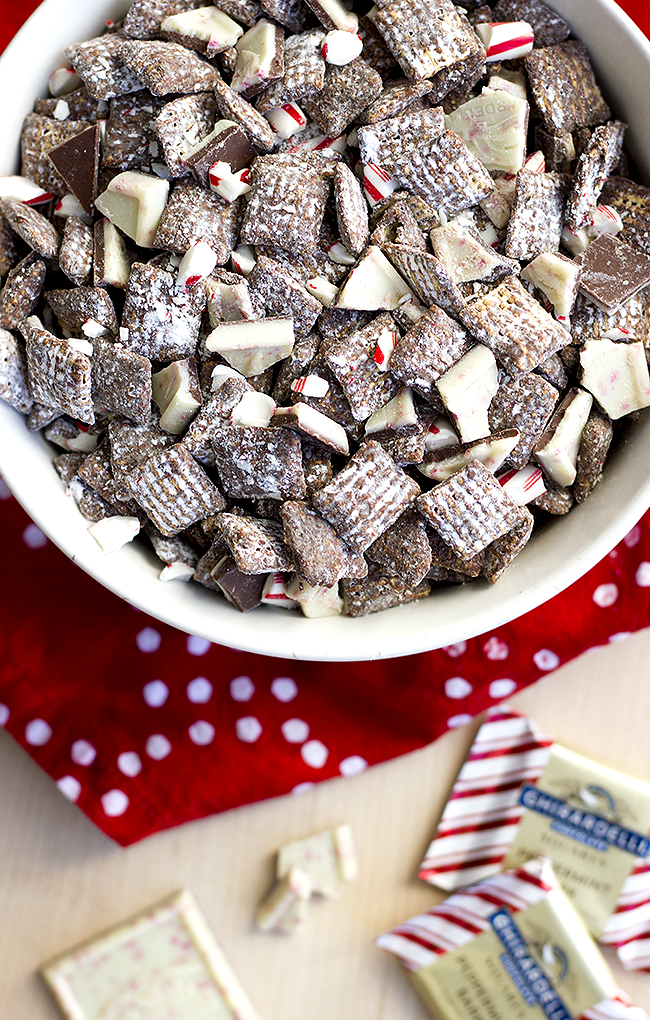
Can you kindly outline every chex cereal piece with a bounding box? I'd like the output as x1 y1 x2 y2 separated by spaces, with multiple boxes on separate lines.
46 286 118 336
103 90 165 170
600 176 650 255
370 199 426 251
280 499 348 585
59 216 93 286
570 289 649 344
0 197 59 260
368 0 482 83
574 413 613 504
213 77 275 152
219 511 293 572
65 36 143 102
0 328 33 413
389 305 470 401
256 30 325 112
525 40 611 134
154 92 218 177
577 233 650 313
358 79 434 125
0 254 46 329
481 507 534 583
303 58 382 138
322 313 400 421
417 458 525 560
488 372 558 470
391 130 494 218
127 442 225 535
311 440 420 552
108 417 174 496
216 0 262 28
365 506 431 586
152 180 241 261
333 162 368 256
119 39 220 96
493 0 570 46
358 107 445 171
124 0 221 38
122 261 206 361
78 441 133 512
26 402 69 432
212 425 306 499
426 527 483 577
342 572 430 615
300 437 333 494
383 243 466 319
460 275 570 374
565 121 627 230
34 86 104 121
247 256 321 337
91 338 152 424
20 114 92 196
184 381 248 465
241 154 331 252
261 0 314 32
20 315 94 423
0 215 19 278
504 169 567 260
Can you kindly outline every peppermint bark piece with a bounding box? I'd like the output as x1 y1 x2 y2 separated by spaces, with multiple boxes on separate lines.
119 40 221 96
240 153 331 252
47 124 101 216
20 315 94 423
159 6 244 54
0 329 33 413
357 107 445 169
121 262 206 361
0 254 46 329
570 290 650 345
302 58 382 137
124 0 214 39
565 121 626 230
255 30 326 112
219 512 294 572
524 40 611 134
127 443 226 535
488 372 559 470
92 339 152 425
212 426 306 499
390 131 495 218
59 216 94 286
390 305 471 402
154 92 219 177
65 36 144 101
323 313 400 421
152 181 242 261
20 114 93 196
334 163 368 256
576 233 650 313
0 197 59 261
505 170 567 260
431 221 519 284
311 440 420 553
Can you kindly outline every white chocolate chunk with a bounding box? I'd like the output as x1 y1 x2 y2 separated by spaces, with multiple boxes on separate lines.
66 430 98 454
437 344 499 442
445 92 529 174
365 386 417 435
475 20 534 61
67 337 94 356
363 163 399 207
535 388 593 486
580 338 650 419
97 219 131 287
431 221 519 283
211 364 248 391
322 30 363 65
152 360 202 434
479 188 511 230
497 464 546 505
256 867 313 933
265 102 307 139
312 0 358 32
177 240 218 290
290 374 330 398
81 318 108 339
231 20 280 94
160 7 244 53
286 575 344 617
54 193 91 223
561 224 591 255
521 251 580 318
206 277 256 323
336 246 414 310
327 241 356 266
231 243 256 276
0 175 54 204
88 516 141 554
419 431 520 481
277 823 358 896
206 317 295 375
48 64 82 97
306 276 338 306
53 99 70 121
95 171 169 248
209 161 252 202
483 68 527 102
261 572 299 609
424 415 459 453
231 389 276 426
273 403 349 455
159 561 195 582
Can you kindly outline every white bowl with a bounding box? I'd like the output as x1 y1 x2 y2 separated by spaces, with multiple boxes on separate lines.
1 0 650 661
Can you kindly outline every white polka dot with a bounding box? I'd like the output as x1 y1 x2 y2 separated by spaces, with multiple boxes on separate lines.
145 733 172 760
25 718 52 746
101 789 129 816
593 582 618 608
483 636 509 661
447 714 473 728
301 739 328 768
187 635 211 656
624 524 642 547
292 782 314 794
136 627 161 653
443 641 467 659
57 776 81 801
489 678 517 699
281 718 310 743
445 677 473 699
0 478 12 500
271 676 298 702
22 523 47 549
189 720 215 745
0 704 9 726
339 755 368 777
636 562 650 587
71 739 96 766
187 677 213 703
230 675 255 702
142 679 169 707
117 751 142 777
609 632 631 643
533 648 560 671
236 716 262 743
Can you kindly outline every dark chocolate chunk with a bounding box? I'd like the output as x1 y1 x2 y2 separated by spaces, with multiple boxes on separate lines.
47 125 100 215
576 233 650 313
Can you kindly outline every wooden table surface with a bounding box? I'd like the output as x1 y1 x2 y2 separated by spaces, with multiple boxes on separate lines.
2 628 650 1019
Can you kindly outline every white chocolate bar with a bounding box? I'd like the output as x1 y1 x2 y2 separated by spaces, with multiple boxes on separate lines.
277 823 358 896
255 865 313 932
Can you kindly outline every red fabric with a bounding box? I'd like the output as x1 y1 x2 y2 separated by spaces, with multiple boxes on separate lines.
1 1 650 847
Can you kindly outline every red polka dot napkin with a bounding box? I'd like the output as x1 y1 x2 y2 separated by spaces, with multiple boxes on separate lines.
2 1 650 848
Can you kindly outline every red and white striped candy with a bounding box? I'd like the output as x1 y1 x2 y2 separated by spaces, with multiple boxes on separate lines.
321 30 363 65
524 149 545 174
48 65 82 97
475 21 535 62
290 132 347 156
261 573 298 608
177 240 218 289
0 175 55 205
588 204 624 237
208 161 251 202
290 374 330 398
373 327 397 371
327 241 356 266
265 102 307 139
603 327 633 340
363 163 399 206
231 243 256 277
497 464 546 505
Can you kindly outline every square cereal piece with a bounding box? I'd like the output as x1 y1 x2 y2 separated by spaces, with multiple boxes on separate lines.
570 289 650 345
0 197 59 261
365 506 432 586
78 441 134 512
322 313 401 422
183 386 246 465
370 199 427 251
153 180 242 260
0 254 46 330
65 35 144 101
368 0 483 83
492 0 570 47
505 169 568 260
357 107 445 170
241 154 332 253
213 76 276 151
124 0 212 39
212 425 307 499
122 262 206 361
342 572 430 615
481 506 534 583
33 86 106 122
128 442 226 535
276 823 358 896
488 372 559 470
600 176 650 256
383 243 467 319
302 58 382 137
46 286 118 336
359 79 434 125
20 315 94 423
0 328 33 413
215 0 262 28
575 233 650 313
42 888 260 1020
20 114 93 195
334 162 369 256
574 413 613 504
311 439 420 552
247 255 321 337
280 499 350 586
261 0 316 32
118 39 221 96
103 90 166 169
92 338 152 424
565 121 626 230
427 526 483 576
417 458 526 560
255 29 325 112
460 275 570 374
59 216 93 286
108 417 174 498
525 40 611 134
154 92 219 177
389 305 470 401
391 130 494 219
219 511 294 572
0 214 19 278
